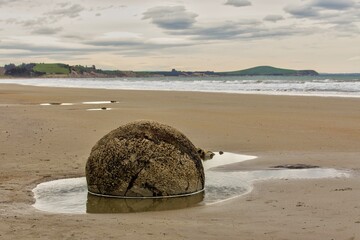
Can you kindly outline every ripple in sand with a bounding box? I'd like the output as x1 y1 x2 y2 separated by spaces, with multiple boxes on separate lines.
32 152 350 214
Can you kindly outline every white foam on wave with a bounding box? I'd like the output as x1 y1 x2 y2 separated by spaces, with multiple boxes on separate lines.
2 77 360 98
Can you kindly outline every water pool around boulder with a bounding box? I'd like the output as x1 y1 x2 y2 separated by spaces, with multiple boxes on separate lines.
32 152 351 214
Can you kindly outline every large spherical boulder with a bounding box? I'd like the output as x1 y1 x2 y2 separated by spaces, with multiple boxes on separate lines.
86 120 205 197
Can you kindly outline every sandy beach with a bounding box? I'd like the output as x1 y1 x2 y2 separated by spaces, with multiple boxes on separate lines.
0 84 359 239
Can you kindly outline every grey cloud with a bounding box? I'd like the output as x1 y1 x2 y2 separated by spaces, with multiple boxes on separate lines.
0 0 21 6
88 4 126 12
171 23 249 40
166 21 309 41
0 0 34 8
0 42 77 53
48 4 85 18
31 27 63 35
85 38 194 50
330 22 360 35
0 42 69 55
284 0 360 35
22 17 50 27
61 34 87 40
312 0 355 10
2 3 85 29
285 0 359 18
4 18 18 24
97 5 124 10
85 39 142 47
247 26 311 39
0 40 111 59
0 0 10 5
284 4 319 18
0 30 196 60
225 0 251 7
322 9 360 25
2 17 52 27
57 2 71 8
143 6 198 30
263 15 284 22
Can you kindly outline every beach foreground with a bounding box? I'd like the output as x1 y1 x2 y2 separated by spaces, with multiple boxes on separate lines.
0 84 359 239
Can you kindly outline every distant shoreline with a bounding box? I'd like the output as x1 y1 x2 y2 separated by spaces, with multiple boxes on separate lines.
0 63 319 78
1 73 359 79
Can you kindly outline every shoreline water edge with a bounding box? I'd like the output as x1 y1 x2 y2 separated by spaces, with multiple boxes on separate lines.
1 75 360 98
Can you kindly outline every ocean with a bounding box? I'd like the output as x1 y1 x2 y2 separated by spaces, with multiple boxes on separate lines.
1 74 360 97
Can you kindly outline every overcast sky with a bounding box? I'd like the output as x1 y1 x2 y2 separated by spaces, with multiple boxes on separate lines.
0 0 359 73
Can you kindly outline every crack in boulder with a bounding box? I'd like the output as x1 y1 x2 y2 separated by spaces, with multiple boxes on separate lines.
124 163 148 196
144 182 164 197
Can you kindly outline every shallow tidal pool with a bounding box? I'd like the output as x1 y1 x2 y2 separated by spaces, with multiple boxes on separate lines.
32 153 350 214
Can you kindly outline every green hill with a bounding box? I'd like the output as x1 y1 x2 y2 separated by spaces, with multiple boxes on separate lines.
33 63 70 74
219 66 318 76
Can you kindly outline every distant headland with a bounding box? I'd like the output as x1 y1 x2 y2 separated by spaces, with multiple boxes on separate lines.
0 63 319 78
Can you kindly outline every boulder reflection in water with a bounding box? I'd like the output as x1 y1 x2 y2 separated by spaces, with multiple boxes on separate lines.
86 191 205 213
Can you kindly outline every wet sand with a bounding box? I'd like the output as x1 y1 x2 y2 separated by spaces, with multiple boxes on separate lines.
0 84 360 239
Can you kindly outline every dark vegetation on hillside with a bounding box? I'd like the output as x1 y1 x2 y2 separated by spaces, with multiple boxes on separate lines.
1 63 130 78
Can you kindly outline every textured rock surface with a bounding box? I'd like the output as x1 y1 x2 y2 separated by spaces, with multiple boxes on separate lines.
197 148 215 161
86 120 205 197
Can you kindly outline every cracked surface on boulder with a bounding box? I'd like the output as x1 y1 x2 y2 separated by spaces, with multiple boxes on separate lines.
86 120 205 197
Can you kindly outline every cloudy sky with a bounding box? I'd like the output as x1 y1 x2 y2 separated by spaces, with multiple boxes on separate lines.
0 0 359 73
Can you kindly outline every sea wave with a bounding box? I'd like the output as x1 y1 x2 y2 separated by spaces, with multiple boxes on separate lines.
1 75 360 97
